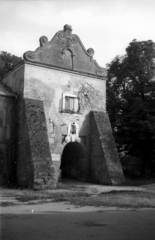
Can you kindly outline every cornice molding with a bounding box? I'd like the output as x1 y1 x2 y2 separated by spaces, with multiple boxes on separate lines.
24 60 107 81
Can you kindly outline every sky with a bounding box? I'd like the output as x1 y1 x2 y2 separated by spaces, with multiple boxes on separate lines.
1 0 155 67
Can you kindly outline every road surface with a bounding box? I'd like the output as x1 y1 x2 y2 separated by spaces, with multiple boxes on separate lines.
1 202 155 240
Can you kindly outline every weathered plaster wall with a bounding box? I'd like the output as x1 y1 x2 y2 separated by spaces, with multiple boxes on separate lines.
24 64 106 161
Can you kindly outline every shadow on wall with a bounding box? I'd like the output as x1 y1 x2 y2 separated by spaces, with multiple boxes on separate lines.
60 142 87 181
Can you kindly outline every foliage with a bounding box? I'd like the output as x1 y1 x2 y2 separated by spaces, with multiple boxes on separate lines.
107 40 155 176
0 51 22 82
120 155 142 176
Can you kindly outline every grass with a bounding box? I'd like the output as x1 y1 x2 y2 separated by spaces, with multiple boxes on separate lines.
10 188 155 208
16 191 89 203
1 202 17 207
68 190 155 208
1 177 155 208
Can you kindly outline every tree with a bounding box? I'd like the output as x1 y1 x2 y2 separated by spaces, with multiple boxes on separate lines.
0 51 22 82
107 40 155 177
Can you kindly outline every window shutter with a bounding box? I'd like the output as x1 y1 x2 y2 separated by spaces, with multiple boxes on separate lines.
74 98 79 112
69 98 74 111
65 96 70 110
63 95 79 113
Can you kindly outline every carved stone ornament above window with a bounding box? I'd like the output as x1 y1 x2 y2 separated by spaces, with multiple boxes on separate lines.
23 24 106 79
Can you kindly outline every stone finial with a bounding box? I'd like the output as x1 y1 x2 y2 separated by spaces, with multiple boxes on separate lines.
63 24 72 35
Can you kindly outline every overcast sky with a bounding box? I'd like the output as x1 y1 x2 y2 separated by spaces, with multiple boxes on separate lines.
0 0 155 67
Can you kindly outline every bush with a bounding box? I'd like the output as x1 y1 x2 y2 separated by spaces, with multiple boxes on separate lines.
120 155 141 176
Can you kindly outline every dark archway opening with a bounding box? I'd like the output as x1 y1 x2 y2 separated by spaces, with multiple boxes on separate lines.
60 142 87 181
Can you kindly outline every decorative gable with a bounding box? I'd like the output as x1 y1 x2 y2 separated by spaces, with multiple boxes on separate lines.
24 24 106 79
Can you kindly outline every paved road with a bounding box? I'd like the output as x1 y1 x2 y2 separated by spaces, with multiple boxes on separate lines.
1 203 155 240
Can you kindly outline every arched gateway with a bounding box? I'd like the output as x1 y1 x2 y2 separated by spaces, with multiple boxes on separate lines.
60 142 86 180
1 24 125 189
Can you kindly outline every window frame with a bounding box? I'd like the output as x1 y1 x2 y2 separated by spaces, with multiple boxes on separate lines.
62 93 80 114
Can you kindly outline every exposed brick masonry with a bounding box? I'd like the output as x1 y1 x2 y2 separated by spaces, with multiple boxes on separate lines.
90 111 125 185
17 98 55 189
25 99 55 189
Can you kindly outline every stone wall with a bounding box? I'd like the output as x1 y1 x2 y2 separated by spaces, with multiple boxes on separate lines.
3 64 56 188
0 96 14 186
16 98 55 189
24 64 106 159
1 24 125 187
24 98 55 189
90 111 125 185
2 63 125 187
16 97 34 188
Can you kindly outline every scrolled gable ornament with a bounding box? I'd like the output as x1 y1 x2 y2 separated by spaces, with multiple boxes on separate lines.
39 36 48 47
87 48 94 58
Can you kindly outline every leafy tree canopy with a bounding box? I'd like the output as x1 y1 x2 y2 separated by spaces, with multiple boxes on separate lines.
107 39 155 176
0 51 22 82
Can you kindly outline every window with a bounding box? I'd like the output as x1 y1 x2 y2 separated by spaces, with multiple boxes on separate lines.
62 93 79 113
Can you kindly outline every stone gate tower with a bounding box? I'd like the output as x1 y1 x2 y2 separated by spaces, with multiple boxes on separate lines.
2 25 125 189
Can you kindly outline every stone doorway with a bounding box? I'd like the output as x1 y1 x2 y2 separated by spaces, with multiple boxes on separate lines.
60 142 87 181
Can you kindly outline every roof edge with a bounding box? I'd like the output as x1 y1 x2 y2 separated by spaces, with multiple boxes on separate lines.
2 60 24 79
0 82 17 98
